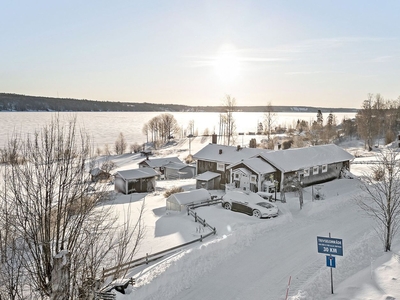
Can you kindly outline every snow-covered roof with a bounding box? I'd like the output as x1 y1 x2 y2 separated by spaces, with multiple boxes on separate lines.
259 144 354 173
139 156 182 168
196 171 221 181
193 143 271 164
227 157 276 174
164 161 194 170
234 167 252 176
116 168 159 180
166 188 210 205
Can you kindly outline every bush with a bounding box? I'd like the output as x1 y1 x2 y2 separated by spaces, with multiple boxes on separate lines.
130 142 142 153
185 154 194 164
164 186 184 198
282 140 293 150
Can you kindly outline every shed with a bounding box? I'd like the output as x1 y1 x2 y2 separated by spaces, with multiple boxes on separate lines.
114 168 158 194
138 156 183 178
89 167 111 182
196 171 221 190
166 188 211 212
164 162 196 180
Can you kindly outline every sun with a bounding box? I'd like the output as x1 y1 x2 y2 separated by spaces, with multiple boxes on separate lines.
214 44 240 83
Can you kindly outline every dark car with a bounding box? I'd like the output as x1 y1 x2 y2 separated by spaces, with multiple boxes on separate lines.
222 191 279 218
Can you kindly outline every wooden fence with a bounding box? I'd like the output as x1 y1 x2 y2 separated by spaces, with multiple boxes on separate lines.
100 204 218 286
94 291 116 300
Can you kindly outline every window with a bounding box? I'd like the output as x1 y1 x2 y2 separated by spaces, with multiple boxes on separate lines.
217 163 225 171
322 165 328 173
303 168 310 177
250 175 257 183
313 166 319 175
234 173 240 179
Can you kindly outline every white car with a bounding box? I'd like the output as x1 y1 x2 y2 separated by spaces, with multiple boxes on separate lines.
222 191 279 218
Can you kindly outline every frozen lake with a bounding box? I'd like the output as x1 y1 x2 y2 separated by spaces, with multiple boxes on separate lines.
0 111 356 148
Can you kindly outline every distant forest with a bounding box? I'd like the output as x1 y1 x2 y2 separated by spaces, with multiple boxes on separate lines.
0 93 357 113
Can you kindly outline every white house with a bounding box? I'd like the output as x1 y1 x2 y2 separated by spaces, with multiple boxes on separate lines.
226 157 276 193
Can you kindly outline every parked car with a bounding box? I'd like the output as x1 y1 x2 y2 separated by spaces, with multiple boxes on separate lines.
221 191 279 218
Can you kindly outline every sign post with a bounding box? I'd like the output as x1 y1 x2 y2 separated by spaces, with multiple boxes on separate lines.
317 233 343 294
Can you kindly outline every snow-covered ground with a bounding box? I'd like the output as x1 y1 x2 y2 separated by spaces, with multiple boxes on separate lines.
102 136 400 300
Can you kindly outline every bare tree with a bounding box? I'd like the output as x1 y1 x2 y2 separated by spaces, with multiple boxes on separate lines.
356 94 379 150
282 175 303 209
0 177 26 299
219 95 236 146
115 132 127 155
356 149 400 251
264 102 276 141
0 116 145 298
142 123 149 143
160 113 179 141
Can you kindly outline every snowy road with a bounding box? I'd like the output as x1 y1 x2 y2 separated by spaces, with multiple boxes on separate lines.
135 180 383 300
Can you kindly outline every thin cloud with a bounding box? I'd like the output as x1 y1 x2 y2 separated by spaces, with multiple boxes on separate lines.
370 55 393 63
285 71 322 75
186 54 290 68
271 37 397 54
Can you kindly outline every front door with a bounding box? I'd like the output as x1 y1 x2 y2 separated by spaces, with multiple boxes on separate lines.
241 174 250 191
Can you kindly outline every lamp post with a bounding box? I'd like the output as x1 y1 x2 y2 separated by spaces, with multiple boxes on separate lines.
187 134 193 155
274 180 278 201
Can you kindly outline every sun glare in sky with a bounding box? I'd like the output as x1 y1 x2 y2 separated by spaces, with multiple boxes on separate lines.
213 44 240 83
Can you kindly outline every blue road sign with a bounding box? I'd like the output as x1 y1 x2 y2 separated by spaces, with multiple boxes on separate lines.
317 236 343 256
326 256 336 268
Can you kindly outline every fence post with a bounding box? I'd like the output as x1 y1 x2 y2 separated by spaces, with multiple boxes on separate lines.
200 235 202 242
146 253 148 264
203 219 206 227
213 227 216 235
195 212 197 222
187 207 190 216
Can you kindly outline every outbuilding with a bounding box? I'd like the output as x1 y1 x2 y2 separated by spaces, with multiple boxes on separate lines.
89 167 111 182
196 171 221 190
138 156 183 178
163 161 196 180
166 188 211 212
114 168 158 194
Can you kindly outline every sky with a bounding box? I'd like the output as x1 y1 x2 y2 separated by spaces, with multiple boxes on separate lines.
2 1 400 108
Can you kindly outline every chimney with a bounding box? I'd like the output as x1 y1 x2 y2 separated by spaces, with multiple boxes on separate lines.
212 133 217 144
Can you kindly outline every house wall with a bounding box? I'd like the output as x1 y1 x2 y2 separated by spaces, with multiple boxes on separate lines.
196 177 220 190
230 163 277 193
283 161 346 188
197 160 229 184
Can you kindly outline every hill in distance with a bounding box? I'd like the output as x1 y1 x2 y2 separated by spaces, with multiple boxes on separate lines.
0 93 358 113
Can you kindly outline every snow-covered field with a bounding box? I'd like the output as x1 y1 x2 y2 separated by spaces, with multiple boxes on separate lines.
103 136 400 300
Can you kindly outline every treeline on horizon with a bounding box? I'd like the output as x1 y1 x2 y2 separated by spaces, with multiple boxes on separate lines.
0 93 357 113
